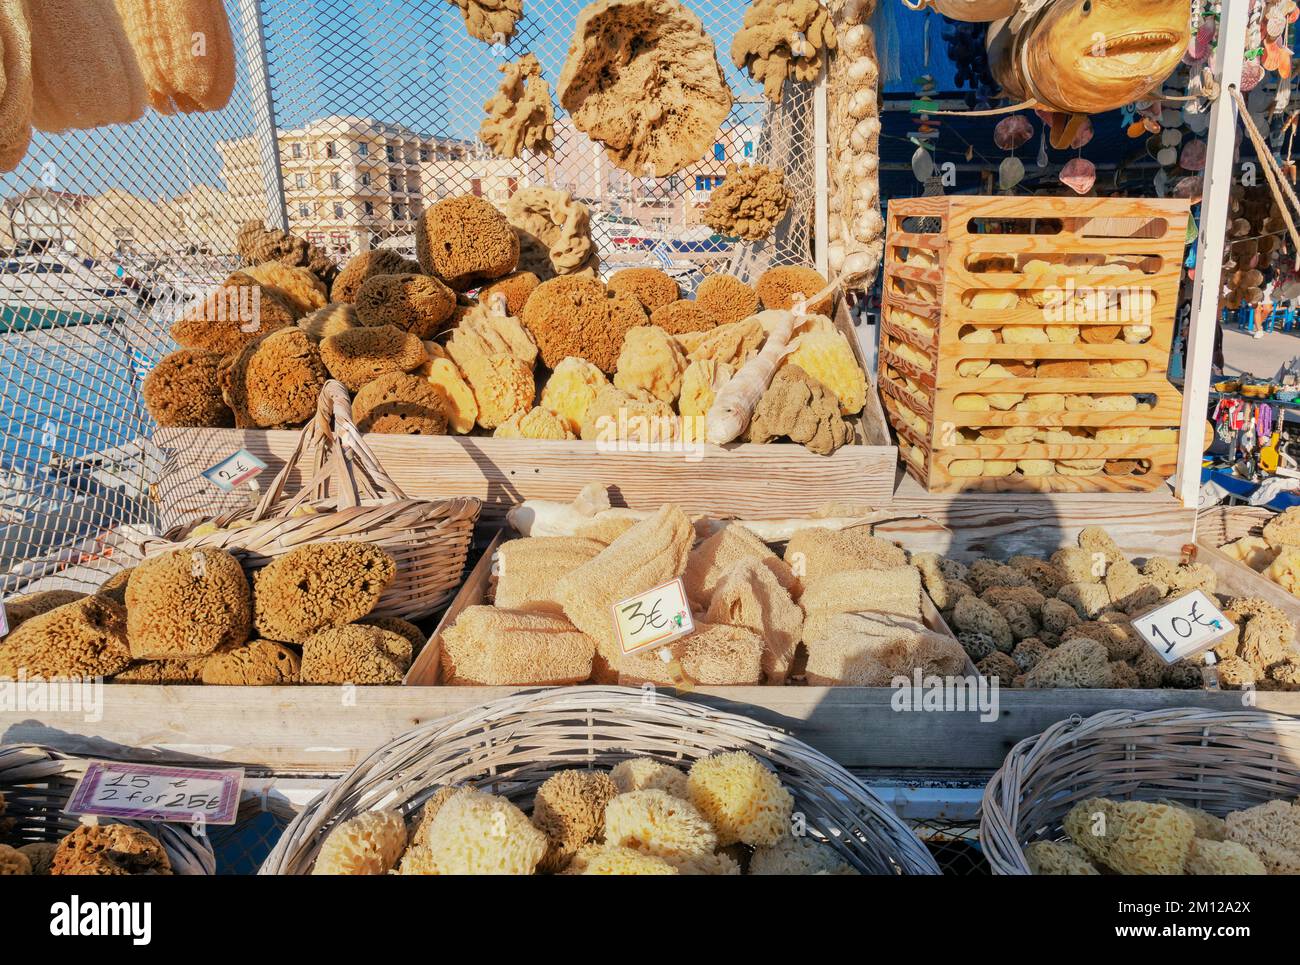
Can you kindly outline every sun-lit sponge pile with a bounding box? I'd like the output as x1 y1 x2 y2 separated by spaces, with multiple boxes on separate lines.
491 536 605 613
648 299 719 336
314 750 845 874
253 542 397 643
417 195 520 291
298 303 359 340
311 810 408 876
125 548 251 659
49 824 172 876
520 275 648 373
318 324 427 392
1221 507 1300 620
756 265 832 315
0 594 130 679
237 221 337 286
351 372 449 435
702 163 791 241
354 273 456 339
220 327 328 428
920 527 1239 689
241 261 328 316
1026 795 1285 875
142 349 233 428
170 272 298 356
506 186 598 280
332 249 419 304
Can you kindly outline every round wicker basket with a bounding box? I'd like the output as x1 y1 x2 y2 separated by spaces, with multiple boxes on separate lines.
138 380 480 620
0 745 215 875
261 686 941 875
980 708 1300 875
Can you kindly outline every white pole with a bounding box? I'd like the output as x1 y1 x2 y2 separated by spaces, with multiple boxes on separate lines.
1175 0 1249 507
237 0 289 231
814 69 830 276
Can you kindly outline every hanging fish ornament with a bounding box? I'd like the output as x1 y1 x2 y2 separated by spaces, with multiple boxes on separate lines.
912 144 935 181
999 155 1025 189
993 113 1033 149
1060 157 1096 193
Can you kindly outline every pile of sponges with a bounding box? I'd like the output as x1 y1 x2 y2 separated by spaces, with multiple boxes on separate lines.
0 541 425 686
918 525 1300 690
1028 794 1300 875
309 750 856 875
1221 506 1300 605
0 816 174 876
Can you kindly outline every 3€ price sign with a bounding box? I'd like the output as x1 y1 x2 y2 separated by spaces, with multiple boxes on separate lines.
1131 589 1236 665
613 578 695 656
202 449 267 491
65 762 243 826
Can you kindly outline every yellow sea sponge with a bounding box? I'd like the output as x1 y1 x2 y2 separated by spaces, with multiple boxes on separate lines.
532 770 619 873
613 324 687 403
416 342 477 433
1225 799 1300 874
446 302 539 367
578 384 679 443
695 274 758 325
1185 838 1266 875
352 372 449 435
201 639 300 685
319 324 427 392
506 186 598 279
494 406 575 440
539 356 608 434
687 750 792 847
750 835 856 875
782 329 866 415
439 606 595 685
312 810 407 875
143 349 233 428
125 548 251 659
253 542 395 642
1025 840 1100 875
682 317 766 367
610 758 689 798
413 788 547 875
243 260 328 316
678 358 734 419
299 624 412 685
604 789 718 858
607 267 680 312
565 844 678 875
416 194 519 291
444 342 534 430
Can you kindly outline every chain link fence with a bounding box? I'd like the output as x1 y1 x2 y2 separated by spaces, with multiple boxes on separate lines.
0 0 822 595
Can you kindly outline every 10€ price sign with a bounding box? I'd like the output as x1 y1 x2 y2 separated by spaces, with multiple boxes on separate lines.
202 449 267 491
1130 589 1236 665
65 762 243 825
613 578 694 656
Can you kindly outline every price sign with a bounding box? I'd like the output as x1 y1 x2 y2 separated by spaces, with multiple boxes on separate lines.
65 762 243 825
613 578 694 656
202 449 266 491
1131 589 1236 665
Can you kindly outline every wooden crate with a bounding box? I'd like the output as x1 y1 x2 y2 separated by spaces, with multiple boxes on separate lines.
878 195 1191 493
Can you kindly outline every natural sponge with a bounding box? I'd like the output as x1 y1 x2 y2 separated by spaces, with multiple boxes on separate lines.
564 843 678 875
298 303 358 340
1 844 31 875
702 163 791 241
750 835 856 875
448 0 522 43
604 789 718 858
1185 838 1266 875
694 274 759 326
804 612 967 686
171 273 296 355
416 342 477 433
783 329 867 415
687 750 792 847
492 536 604 613
683 522 795 607
220 327 328 428
1021 636 1112 688
331 248 419 303
50 824 171 876
116 0 236 115
556 0 734 176
705 559 803 682
201 639 300 685
610 758 689 798
416 195 518 291
1225 799 1300 874
532 770 619 872
143 349 233 428
479 54 554 159
747 364 852 454
505 187 597 280
354 273 456 339
1064 798 1196 875
253 542 396 642
493 407 574 440
242 261 327 316
607 267 680 312
0 595 130 678
520 275 649 373
439 606 595 685
445 342 534 430
615 620 764 685
126 548 251 659
319 324 426 391
300 624 412 685
410 788 546 874
0 0 33 173
1025 840 1100 875
237 221 337 285
613 324 687 403
540 357 608 434
312 810 407 875
783 526 906 592
352 372 448 435
731 0 836 101
757 265 832 315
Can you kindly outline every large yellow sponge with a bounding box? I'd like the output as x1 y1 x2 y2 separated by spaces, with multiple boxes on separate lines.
687 750 792 847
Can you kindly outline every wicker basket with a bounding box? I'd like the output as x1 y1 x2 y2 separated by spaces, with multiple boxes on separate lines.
980 708 1300 875
0 745 215 874
1197 505 1275 547
140 380 481 620
260 686 941 875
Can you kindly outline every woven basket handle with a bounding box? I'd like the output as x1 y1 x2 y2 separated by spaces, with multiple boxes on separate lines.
249 381 409 521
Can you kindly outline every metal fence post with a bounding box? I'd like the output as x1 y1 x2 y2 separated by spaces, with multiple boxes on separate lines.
238 0 289 231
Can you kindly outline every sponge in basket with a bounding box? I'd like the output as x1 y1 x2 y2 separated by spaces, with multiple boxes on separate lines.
687 751 792 847
253 542 396 643
603 789 718 859
439 606 595 685
126 548 251 659
311 810 407 875
403 788 546 875
531 770 619 873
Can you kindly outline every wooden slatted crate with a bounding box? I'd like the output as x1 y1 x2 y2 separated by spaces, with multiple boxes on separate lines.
878 195 1191 493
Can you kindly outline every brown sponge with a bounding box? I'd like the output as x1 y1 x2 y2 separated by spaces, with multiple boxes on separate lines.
0 595 130 678
4 590 86 630
440 606 595 685
478 271 540 316
0 0 33 172
51 824 171 876
532 770 619 873
26 0 146 133
319 324 427 392
520 275 649 372
331 249 420 303
351 372 448 435
220 327 328 428
143 349 234 428
354 273 456 339
201 639 300 685
300 624 411 685
253 542 396 643
171 273 298 356
126 548 252 659
116 0 236 114
757 266 832 315
607 268 680 312
416 195 519 291
694 275 759 325
649 300 719 336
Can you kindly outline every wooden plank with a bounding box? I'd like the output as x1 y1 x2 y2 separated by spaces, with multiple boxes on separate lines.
6 685 1296 774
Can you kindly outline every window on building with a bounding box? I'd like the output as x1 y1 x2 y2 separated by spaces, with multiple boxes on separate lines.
391 203 402 220
298 204 310 218
713 143 725 161
386 145 396 162
330 173 341 189
420 147 430 162
361 173 371 187
333 203 344 219
291 143 302 159
326 141 337 159
389 175 399 191
743 141 753 158
357 142 368 157
364 201 374 216
295 174 306 189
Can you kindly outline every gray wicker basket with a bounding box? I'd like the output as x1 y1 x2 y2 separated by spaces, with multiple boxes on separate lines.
980 708 1300 874
260 686 941 875
0 745 216 875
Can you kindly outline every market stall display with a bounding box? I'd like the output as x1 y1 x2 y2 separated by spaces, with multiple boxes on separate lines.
879 195 1190 491
981 708 1300 874
0 745 214 875
260 687 941 875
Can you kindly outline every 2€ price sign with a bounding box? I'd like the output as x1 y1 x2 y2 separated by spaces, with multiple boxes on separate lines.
202 449 267 491
613 578 695 656
1130 589 1236 665
65 762 243 825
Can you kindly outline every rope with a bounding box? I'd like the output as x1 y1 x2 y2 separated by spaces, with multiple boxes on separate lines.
1231 85 1300 270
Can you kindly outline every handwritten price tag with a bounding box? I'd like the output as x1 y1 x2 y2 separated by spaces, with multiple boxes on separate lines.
202 449 266 491
65 762 243 825
1131 589 1236 665
613 578 695 656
